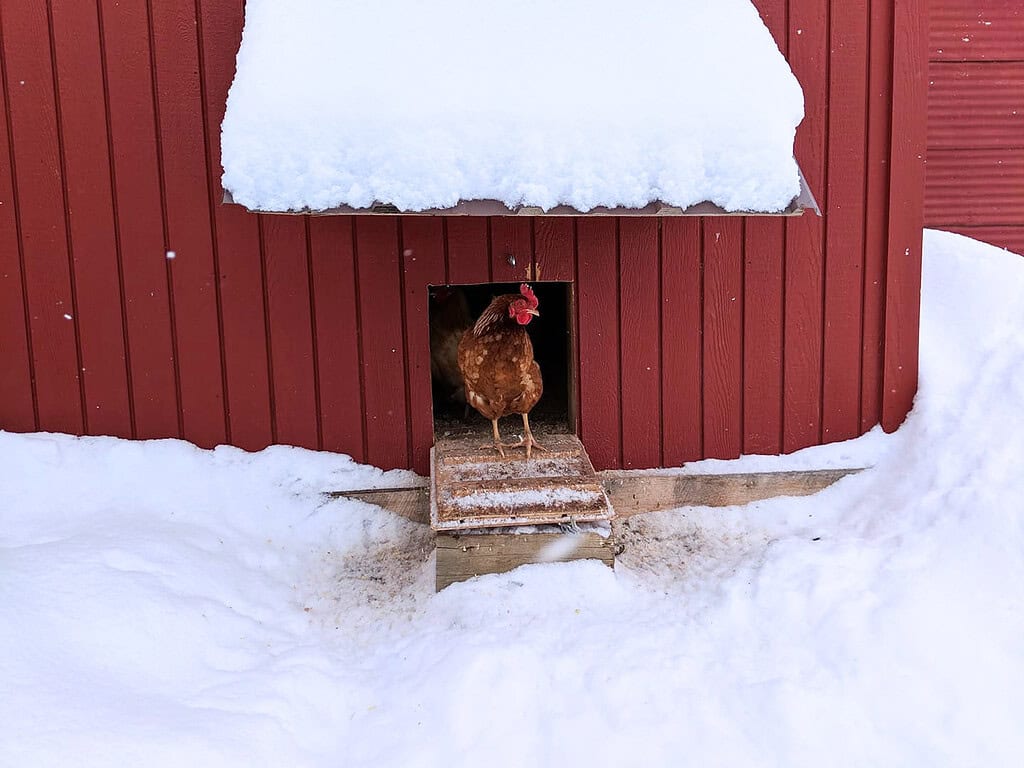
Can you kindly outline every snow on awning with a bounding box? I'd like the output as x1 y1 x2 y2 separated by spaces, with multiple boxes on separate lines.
221 0 809 216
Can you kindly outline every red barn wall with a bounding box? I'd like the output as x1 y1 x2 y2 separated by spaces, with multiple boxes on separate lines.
0 0 926 474
926 0 1024 254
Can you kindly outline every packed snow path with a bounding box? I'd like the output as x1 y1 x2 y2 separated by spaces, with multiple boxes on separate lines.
1 231 1022 766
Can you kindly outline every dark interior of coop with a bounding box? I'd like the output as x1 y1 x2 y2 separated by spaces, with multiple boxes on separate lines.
428 281 574 440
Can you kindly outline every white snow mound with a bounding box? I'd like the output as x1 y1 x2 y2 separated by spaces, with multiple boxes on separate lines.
2 230 1023 766
221 0 804 213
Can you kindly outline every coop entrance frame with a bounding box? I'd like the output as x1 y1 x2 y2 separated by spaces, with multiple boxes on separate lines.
427 280 577 441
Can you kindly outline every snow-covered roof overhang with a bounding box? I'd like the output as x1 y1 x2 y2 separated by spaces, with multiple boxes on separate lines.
221 0 814 217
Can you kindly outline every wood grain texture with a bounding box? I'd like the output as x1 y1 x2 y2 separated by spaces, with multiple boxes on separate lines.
331 467 864 521
98 0 179 439
618 217 661 468
309 217 366 459
882 0 927 432
436 531 615 590
355 216 410 468
445 217 490 284
783 0 828 453
50 0 132 437
400 217 446 474
702 219 743 459
0 12 36 433
1 0 83 434
196 0 272 451
661 218 703 465
743 0 786 457
576 217 621 469
822 1 869 443
259 216 318 447
150 0 226 448
489 217 533 283
862 0 895 432
533 218 574 281
743 218 785 455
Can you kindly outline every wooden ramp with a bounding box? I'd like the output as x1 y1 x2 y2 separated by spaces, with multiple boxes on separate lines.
430 433 613 531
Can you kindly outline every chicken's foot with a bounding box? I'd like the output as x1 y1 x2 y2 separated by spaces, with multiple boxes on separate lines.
504 413 546 460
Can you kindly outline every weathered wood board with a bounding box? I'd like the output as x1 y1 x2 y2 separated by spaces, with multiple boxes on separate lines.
430 434 613 531
329 467 863 523
436 531 615 591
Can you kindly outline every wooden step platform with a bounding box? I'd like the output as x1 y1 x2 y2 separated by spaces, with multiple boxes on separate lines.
430 433 613 531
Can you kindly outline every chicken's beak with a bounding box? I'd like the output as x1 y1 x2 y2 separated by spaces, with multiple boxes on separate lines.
526 308 540 317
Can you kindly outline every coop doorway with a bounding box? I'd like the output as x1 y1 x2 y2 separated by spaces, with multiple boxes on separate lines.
428 281 575 441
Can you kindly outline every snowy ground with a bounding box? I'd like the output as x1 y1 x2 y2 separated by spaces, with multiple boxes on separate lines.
2 230 1022 767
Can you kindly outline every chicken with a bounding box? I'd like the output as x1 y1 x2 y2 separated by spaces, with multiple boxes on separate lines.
457 283 545 459
429 287 472 411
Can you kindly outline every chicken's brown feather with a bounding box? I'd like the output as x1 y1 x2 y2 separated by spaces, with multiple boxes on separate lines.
458 294 543 422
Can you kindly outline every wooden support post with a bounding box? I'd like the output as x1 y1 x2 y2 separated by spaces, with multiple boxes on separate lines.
435 531 615 591
327 467 863 523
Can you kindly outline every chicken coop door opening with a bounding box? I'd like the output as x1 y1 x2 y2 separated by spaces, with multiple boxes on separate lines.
428 281 575 441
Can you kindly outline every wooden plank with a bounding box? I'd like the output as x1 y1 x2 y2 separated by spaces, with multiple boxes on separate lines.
489 216 533 282
309 216 365 459
928 63 1024 150
150 0 225 448
783 0 829 453
196 0 272 451
0 21 35 433
98 0 178 439
329 467 864 521
618 218 661 468
661 218 703 465
822 1 870 443
743 218 785 455
576 217 621 469
702 219 743 459
882 0 928 432
354 216 410 468
0 0 83 434
338 486 430 523
533 218 575 281
431 434 612 530
929 0 1024 62
50 0 132 437
400 217 447 474
261 215 319 448
436 531 615 590
742 0 786 457
445 217 489 284
862 0 895 432
601 467 861 515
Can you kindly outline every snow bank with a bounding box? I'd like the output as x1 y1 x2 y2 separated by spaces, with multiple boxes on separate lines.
221 0 803 213
2 229 1023 766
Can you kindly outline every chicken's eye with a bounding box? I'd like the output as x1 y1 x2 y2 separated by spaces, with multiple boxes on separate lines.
508 301 521 318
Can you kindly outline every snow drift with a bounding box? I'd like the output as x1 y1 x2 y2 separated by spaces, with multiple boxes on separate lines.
1 230 1022 766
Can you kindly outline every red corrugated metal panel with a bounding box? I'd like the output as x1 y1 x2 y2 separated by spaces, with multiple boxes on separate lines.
930 0 1024 61
928 62 1024 149
926 148 1024 225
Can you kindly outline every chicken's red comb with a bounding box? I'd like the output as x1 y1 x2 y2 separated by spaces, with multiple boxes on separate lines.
520 283 538 308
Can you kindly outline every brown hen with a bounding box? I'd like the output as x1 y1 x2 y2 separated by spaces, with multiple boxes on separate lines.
457 283 545 459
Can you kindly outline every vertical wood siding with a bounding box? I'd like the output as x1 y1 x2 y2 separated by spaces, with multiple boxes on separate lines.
0 0 926 473
926 0 1024 255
